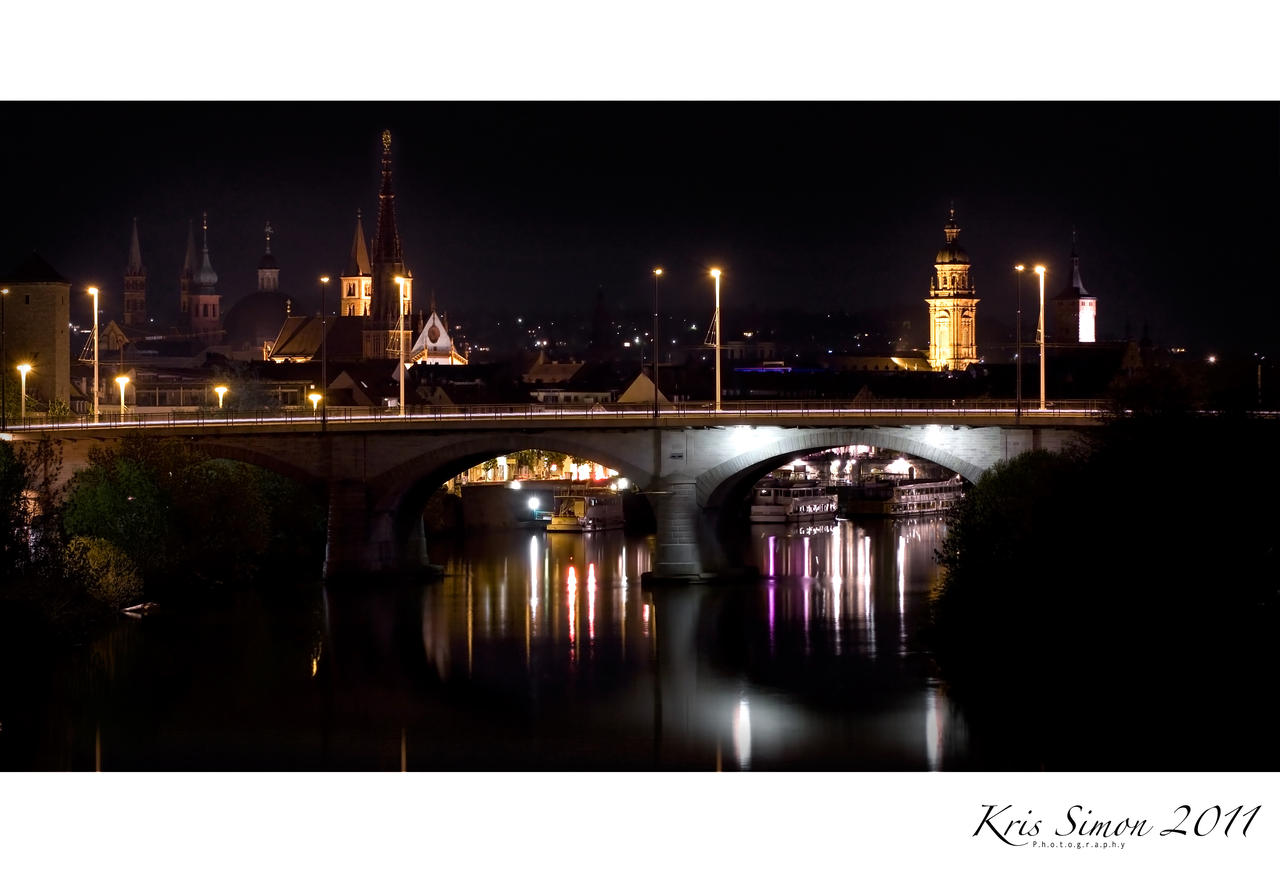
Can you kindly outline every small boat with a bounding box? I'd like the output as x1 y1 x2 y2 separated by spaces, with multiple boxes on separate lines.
547 486 625 532
750 476 837 524
121 601 160 617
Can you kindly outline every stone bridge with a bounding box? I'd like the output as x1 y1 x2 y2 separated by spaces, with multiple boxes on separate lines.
19 411 1094 580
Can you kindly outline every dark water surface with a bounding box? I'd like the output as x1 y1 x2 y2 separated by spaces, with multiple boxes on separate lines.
1 518 979 770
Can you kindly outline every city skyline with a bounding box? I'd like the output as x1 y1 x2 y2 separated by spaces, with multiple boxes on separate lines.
1 101 1276 355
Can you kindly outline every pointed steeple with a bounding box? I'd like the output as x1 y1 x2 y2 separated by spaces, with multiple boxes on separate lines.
196 211 219 290
943 202 961 243
181 220 197 278
370 129 409 324
1060 227 1088 298
126 217 145 276
257 220 281 291
347 208 372 276
123 217 147 327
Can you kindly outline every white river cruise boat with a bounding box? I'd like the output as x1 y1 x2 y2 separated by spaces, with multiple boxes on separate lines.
837 476 966 518
750 477 838 524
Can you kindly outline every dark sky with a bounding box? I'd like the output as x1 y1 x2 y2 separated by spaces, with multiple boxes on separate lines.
1 101 1276 353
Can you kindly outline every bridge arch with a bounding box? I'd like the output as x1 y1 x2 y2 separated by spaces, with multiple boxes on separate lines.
190 439 323 486
696 426 989 512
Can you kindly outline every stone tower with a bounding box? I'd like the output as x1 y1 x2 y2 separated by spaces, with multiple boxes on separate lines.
123 218 147 327
341 209 373 317
926 205 980 371
364 129 413 359
1052 230 1097 343
189 211 222 340
257 221 280 293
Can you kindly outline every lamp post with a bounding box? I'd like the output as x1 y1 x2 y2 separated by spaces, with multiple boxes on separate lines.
319 275 329 433
88 286 100 422
308 392 322 416
1 287 8 432
115 374 129 419
394 276 407 417
652 267 662 419
17 363 31 425
1014 265 1024 423
1033 265 1046 411
711 268 722 413
214 385 228 409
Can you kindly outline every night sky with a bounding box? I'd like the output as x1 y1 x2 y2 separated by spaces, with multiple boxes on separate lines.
1 101 1275 354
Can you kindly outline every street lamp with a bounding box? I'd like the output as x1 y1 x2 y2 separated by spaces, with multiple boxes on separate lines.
1 287 8 432
652 267 662 419
319 275 330 433
394 275 408 417
711 268 722 413
214 385 228 409
308 392 322 416
17 363 31 425
1014 265 1024 423
1033 265 1047 411
115 374 129 418
88 286 100 422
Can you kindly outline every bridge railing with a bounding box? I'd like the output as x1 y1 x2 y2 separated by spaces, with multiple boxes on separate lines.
2 397 1124 433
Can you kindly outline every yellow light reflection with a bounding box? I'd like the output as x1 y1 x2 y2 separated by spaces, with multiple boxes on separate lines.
587 562 597 641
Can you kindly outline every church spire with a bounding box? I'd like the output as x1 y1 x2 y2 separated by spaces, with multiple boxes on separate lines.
127 217 145 275
123 217 147 327
257 219 280 293
179 219 196 315
347 208 372 276
369 129 411 329
196 210 218 290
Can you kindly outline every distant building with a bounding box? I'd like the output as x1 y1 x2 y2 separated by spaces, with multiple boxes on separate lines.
223 221 299 359
1052 231 1098 343
123 218 147 327
408 307 468 365
2 252 71 410
925 206 979 371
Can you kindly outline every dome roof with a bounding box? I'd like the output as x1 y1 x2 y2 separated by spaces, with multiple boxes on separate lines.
935 244 970 265
258 252 279 271
223 291 298 348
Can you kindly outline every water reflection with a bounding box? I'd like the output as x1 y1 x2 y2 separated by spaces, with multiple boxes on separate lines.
5 519 972 770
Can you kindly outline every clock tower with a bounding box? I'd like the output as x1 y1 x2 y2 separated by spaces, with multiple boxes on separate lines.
926 206 980 371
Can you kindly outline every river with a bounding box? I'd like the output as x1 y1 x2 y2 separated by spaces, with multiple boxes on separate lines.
0 517 979 770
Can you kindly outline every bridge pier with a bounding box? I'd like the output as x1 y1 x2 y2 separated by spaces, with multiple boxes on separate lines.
324 479 429 580
646 480 735 582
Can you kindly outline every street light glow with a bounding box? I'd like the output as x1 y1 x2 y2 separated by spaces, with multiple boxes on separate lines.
115 374 129 417
308 392 322 413
214 385 228 408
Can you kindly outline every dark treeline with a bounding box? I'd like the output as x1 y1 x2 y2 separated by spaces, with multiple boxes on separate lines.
931 414 1280 769
0 434 327 641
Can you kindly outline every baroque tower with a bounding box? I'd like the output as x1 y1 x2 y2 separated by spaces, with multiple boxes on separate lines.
123 217 147 327
189 211 222 340
926 206 980 370
1052 230 1097 343
257 221 280 292
341 209 373 316
364 129 413 359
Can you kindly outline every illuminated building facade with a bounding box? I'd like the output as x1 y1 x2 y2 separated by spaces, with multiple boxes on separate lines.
926 206 979 370
1052 231 1097 343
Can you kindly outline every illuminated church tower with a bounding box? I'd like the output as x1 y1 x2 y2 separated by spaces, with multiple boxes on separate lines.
1052 230 1097 343
363 129 413 359
926 206 980 370
341 209 373 316
123 217 147 326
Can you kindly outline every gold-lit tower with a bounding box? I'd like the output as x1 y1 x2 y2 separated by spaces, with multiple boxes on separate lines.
926 205 979 370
